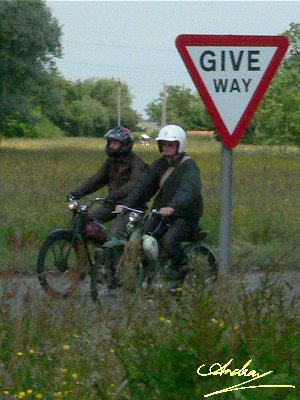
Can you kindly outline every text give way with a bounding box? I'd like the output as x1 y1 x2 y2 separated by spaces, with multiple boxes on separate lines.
186 46 277 133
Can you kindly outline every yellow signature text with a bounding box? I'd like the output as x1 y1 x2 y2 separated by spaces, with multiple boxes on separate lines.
197 359 295 397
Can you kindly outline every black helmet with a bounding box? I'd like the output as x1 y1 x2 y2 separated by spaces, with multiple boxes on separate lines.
104 126 134 156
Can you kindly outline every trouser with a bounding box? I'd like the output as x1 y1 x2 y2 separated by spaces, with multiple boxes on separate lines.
145 216 197 269
88 204 129 241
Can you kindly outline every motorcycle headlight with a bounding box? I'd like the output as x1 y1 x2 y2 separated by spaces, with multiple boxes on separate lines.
68 200 79 210
129 211 139 222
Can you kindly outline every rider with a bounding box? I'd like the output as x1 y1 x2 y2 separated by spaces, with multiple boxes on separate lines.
115 124 203 281
67 126 147 241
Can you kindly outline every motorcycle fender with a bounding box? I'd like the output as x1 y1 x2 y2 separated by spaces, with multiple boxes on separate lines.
142 235 159 260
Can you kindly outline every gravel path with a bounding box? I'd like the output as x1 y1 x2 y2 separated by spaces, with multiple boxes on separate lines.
1 270 299 317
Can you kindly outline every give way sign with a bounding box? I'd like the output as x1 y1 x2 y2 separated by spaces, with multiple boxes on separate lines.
176 35 289 148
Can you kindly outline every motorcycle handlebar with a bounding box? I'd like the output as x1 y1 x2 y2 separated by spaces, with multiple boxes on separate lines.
112 206 165 216
111 206 144 214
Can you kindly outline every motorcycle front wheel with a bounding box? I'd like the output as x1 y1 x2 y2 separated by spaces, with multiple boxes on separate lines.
37 229 88 298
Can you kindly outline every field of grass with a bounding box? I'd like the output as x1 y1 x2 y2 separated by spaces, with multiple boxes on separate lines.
0 137 299 399
0 137 299 272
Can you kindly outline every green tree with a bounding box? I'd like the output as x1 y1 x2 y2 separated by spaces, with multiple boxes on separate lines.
0 0 62 136
145 85 212 130
254 23 300 148
90 78 138 129
48 77 139 136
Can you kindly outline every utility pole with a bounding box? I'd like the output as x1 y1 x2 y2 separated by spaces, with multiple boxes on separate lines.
161 82 167 128
117 79 121 126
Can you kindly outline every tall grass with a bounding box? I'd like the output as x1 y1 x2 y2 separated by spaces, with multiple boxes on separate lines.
1 137 299 271
0 274 299 399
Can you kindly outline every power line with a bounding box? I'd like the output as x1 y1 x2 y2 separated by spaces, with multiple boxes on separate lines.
65 40 176 53
59 59 185 75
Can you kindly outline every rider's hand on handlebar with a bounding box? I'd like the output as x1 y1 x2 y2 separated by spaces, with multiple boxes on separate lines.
159 207 174 216
66 193 75 202
115 205 125 214
66 191 80 201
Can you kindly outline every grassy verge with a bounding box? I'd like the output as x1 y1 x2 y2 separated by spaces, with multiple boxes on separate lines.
1 137 299 272
0 274 299 399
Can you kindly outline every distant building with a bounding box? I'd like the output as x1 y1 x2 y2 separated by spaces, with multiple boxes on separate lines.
140 133 151 145
186 130 215 137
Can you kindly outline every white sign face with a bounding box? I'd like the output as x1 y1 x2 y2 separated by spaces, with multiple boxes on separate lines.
176 35 289 148
186 46 277 134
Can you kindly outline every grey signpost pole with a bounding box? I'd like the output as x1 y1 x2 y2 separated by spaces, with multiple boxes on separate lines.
218 143 232 280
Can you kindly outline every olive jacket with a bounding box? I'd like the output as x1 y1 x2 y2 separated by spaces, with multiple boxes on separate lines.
123 153 203 221
70 152 147 203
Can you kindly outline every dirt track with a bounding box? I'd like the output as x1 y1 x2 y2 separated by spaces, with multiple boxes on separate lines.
1 270 299 317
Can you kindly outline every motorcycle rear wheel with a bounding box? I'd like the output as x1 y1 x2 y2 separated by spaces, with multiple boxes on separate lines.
37 230 87 298
184 242 218 283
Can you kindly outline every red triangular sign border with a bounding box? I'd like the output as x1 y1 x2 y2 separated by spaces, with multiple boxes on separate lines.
176 35 289 148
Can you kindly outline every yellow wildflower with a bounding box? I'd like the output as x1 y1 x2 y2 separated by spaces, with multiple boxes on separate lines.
27 389 33 394
36 394 43 399
73 333 80 338
17 392 26 399
3 391 9 395
159 316 165 322
62 345 70 350
72 373 78 379
28 349 35 354
165 319 172 324
109 349 115 353
16 352 23 356
211 318 225 327
54 392 62 397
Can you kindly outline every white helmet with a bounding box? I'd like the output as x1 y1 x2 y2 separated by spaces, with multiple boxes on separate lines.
155 125 186 153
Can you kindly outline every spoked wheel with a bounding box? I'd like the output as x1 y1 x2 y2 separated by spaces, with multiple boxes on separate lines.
37 230 88 298
184 242 218 284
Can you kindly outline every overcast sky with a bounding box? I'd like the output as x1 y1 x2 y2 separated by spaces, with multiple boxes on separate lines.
47 1 299 118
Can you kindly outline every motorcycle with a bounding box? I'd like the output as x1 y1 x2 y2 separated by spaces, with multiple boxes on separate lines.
90 207 218 300
37 196 111 298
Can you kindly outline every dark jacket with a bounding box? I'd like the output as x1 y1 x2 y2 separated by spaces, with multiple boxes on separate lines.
123 153 203 221
71 152 147 203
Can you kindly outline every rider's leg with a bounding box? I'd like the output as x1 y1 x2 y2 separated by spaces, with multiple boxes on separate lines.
111 213 130 241
160 218 196 273
88 204 115 224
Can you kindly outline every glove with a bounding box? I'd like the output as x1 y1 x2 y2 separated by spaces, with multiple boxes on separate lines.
66 191 80 201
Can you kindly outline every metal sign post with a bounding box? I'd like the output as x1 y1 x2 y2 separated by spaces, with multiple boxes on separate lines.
218 143 232 280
